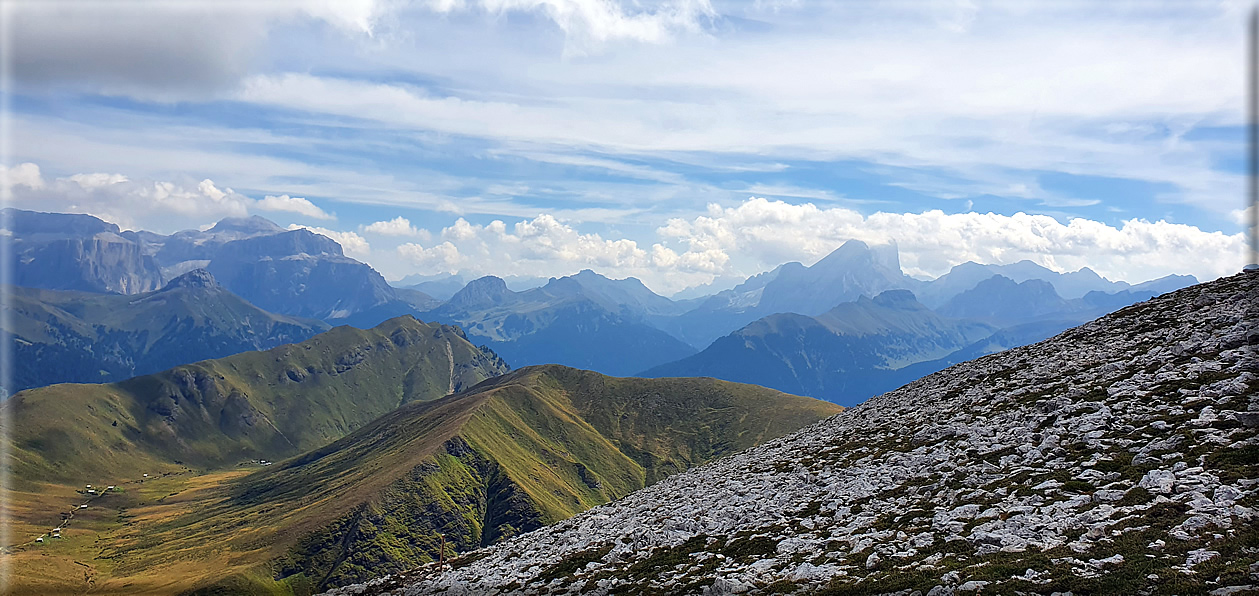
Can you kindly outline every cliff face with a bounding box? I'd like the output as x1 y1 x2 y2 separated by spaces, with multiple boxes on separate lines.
326 270 1258 596
14 227 164 294
6 209 412 324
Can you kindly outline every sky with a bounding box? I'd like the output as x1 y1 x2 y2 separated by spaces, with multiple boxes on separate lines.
1 0 1254 296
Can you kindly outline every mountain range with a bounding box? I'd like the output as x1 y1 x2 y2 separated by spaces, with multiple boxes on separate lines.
326 269 1259 596
3 333 837 594
642 290 995 404
421 273 698 376
5 211 436 325
4 269 329 393
6 316 509 482
2 207 1237 596
5 209 1198 406
640 273 1183 405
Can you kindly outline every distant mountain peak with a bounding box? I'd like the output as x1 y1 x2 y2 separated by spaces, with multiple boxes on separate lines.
871 288 920 308
207 215 283 235
448 275 512 309
814 239 872 266
162 268 219 290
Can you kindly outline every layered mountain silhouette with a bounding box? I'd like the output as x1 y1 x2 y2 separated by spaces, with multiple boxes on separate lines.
659 240 915 349
917 259 1195 307
4 269 329 393
7 208 1199 399
643 273 1183 405
643 290 995 404
5 210 437 326
423 273 697 376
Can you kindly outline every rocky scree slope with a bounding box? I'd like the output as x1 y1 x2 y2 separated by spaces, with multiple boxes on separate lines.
325 270 1259 596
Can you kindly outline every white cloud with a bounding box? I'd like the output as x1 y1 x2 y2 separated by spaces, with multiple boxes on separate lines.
397 240 463 270
657 198 1246 286
384 197 1250 294
228 4 1246 218
286 224 372 258
395 213 714 287
1 163 46 190
3 162 336 234
68 172 128 188
362 216 429 238
256 194 335 220
423 0 715 52
3 163 254 231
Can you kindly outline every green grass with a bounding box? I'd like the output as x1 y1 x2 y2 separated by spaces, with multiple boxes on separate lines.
44 364 838 595
3 316 507 483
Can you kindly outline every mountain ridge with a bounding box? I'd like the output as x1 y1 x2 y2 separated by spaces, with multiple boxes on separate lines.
3 315 508 481
330 270 1258 596
3 268 331 393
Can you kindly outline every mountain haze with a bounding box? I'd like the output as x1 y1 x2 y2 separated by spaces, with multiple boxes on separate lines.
4 269 330 393
5 209 164 294
426 274 696 375
644 290 994 404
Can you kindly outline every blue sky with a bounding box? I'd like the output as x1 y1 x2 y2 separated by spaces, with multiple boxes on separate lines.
3 0 1252 294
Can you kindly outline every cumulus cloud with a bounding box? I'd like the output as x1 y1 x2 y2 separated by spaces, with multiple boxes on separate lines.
3 162 337 234
362 216 428 238
388 197 1244 294
658 198 1246 286
256 194 335 220
287 224 372 258
394 213 720 290
2 163 46 190
3 163 252 231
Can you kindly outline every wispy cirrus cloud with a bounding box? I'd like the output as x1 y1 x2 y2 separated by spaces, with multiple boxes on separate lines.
7 1 1251 290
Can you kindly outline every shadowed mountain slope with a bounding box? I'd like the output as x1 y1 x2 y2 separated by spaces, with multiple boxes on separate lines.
426 274 696 375
4 269 329 393
643 290 994 404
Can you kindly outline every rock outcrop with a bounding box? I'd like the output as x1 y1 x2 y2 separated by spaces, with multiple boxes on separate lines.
324 270 1258 595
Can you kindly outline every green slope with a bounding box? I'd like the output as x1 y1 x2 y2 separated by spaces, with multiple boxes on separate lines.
120 365 841 593
3 315 509 483
4 269 330 392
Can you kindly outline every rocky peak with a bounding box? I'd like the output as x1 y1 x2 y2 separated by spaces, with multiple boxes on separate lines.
206 215 284 236
161 268 219 291
3 208 120 237
870 288 921 308
447 276 513 309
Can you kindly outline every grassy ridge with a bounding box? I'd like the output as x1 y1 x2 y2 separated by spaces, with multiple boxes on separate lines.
187 365 840 592
3 316 508 483
4 329 836 594
64 365 838 594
